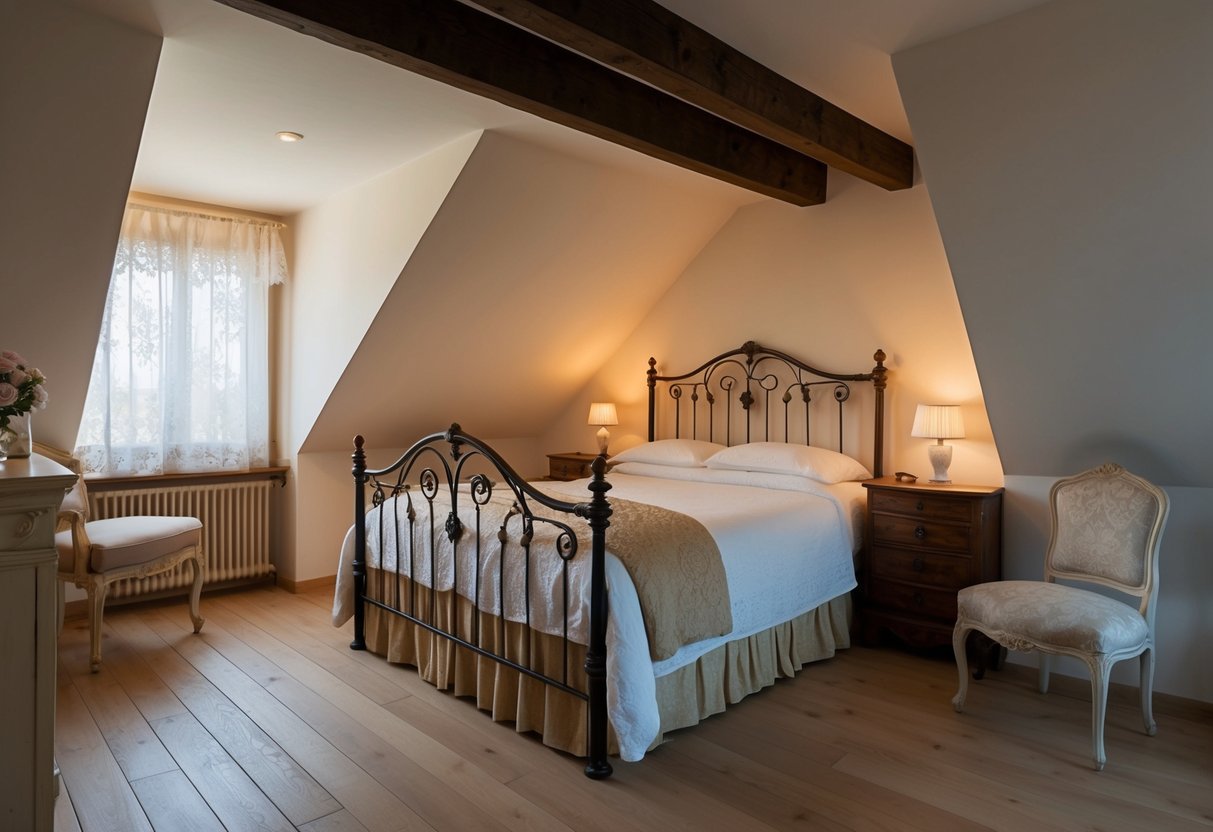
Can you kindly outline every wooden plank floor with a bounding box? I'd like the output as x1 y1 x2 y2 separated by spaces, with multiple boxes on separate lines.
55 586 1213 832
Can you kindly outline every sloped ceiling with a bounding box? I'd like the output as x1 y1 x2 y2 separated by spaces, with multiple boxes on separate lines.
2 3 160 451
299 130 747 452
894 0 1213 486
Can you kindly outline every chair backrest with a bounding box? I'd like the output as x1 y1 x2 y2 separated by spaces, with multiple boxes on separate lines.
33 441 90 524
1045 463 1168 619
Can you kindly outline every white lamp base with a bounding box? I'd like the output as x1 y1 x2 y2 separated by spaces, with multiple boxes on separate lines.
927 442 953 483
595 427 610 456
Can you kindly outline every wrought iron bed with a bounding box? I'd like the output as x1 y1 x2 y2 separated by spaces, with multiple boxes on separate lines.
346 341 887 779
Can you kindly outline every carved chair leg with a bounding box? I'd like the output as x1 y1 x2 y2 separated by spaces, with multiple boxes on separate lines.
1140 646 1157 736
187 551 205 634
87 579 108 672
951 622 971 712
1038 654 1052 694
1088 656 1112 771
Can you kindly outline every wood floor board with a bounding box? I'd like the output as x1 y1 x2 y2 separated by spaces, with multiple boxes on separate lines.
129 769 226 832
128 621 431 832
196 601 574 832
773 661 1213 831
55 667 155 832
150 711 297 832
786 660 1213 809
52 773 83 832
300 808 374 832
663 728 989 832
217 593 416 705
143 605 505 832
56 624 180 784
54 588 1213 832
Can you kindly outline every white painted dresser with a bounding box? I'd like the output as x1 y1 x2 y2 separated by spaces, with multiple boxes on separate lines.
0 453 75 831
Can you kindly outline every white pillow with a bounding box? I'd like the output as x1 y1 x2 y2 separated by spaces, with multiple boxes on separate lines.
704 441 872 484
608 439 726 468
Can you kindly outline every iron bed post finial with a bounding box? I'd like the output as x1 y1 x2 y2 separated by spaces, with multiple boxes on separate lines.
351 435 368 651
583 454 614 779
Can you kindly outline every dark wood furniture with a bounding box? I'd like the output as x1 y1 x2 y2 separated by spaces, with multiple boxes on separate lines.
349 341 888 780
859 478 1003 651
545 452 599 481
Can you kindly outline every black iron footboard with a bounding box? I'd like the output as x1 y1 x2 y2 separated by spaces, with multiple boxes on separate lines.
349 424 614 778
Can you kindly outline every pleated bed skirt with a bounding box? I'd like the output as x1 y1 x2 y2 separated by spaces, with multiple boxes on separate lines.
360 567 852 757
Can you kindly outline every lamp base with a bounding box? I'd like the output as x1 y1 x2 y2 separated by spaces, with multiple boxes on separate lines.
927 442 953 484
595 427 610 456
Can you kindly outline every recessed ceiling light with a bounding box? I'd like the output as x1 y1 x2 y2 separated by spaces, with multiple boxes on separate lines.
276 131 304 142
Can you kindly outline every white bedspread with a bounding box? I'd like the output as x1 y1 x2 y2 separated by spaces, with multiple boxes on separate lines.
333 467 859 760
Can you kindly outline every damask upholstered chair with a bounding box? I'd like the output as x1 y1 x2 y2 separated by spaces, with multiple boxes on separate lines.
951 463 1169 770
37 443 205 671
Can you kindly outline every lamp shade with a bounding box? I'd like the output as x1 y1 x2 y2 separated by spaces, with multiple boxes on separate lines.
911 404 965 439
587 402 619 427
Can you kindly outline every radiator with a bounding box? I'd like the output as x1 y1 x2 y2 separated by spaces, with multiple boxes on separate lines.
89 480 277 599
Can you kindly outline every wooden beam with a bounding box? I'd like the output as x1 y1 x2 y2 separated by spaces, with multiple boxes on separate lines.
215 0 827 205
465 0 914 191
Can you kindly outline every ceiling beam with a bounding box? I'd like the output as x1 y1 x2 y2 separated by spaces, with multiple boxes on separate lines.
215 0 827 205
466 0 914 191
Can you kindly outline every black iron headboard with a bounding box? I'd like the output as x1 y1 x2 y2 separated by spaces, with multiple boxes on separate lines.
646 341 888 477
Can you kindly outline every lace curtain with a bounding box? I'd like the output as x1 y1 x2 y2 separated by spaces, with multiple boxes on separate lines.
76 203 287 475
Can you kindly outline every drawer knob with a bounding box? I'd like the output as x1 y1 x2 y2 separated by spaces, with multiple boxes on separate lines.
912 557 925 572
913 591 925 606
914 525 927 540
916 501 925 512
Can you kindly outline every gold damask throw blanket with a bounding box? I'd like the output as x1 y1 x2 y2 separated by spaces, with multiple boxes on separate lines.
542 488 733 661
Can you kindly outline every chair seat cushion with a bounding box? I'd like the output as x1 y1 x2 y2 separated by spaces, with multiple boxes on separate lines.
57 516 202 574
958 580 1148 654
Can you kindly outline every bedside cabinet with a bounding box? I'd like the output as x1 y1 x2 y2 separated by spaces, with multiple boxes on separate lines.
545 452 599 481
859 477 1003 650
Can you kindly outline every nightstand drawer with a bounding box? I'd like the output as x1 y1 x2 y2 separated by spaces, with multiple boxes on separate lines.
550 459 591 480
870 547 970 588
869 489 973 523
868 578 957 621
546 453 599 481
871 514 971 553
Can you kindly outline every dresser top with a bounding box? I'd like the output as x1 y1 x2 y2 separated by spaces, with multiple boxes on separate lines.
863 476 1004 497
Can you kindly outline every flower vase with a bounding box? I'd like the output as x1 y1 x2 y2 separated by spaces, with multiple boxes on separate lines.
5 412 31 458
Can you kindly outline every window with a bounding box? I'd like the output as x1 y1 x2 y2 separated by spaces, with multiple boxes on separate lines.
76 203 287 475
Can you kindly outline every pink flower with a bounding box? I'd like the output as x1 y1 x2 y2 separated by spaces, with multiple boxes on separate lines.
0 383 17 407
33 385 48 407
1 350 26 367
0 358 15 376
8 368 27 387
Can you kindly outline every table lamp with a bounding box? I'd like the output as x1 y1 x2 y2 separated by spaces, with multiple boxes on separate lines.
587 402 618 455
911 404 965 483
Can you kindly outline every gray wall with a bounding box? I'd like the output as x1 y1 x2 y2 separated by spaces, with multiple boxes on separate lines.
895 0 1213 699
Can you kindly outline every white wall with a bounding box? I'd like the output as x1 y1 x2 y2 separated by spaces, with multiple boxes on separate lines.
283 132 482 457
0 1 160 450
542 172 1004 489
276 133 481 583
281 129 748 583
895 0 1213 700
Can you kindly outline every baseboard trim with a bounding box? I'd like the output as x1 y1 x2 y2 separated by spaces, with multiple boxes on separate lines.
996 661 1212 722
277 574 337 594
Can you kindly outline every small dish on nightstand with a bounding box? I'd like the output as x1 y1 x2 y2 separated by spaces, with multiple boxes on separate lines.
894 471 918 483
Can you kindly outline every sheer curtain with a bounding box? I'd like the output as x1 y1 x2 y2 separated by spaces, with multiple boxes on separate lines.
76 203 287 475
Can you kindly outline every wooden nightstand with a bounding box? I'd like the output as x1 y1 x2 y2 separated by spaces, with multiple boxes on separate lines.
545 452 599 481
858 477 1003 651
